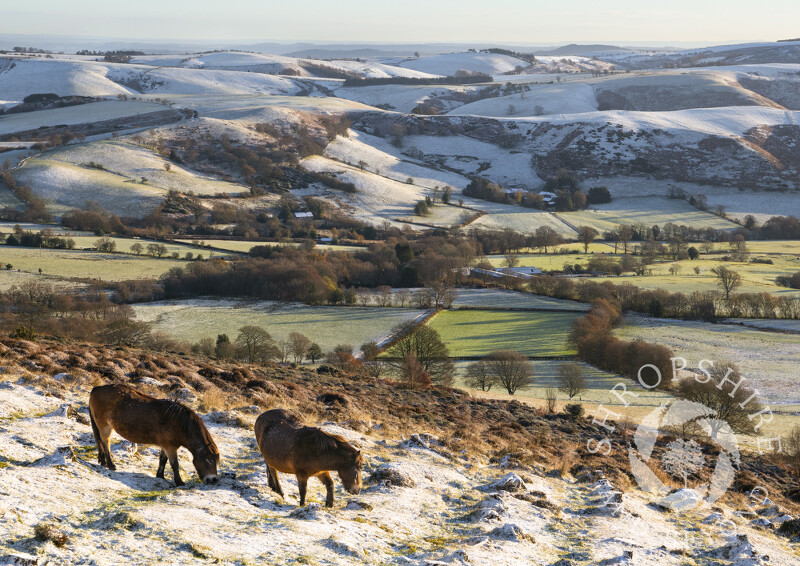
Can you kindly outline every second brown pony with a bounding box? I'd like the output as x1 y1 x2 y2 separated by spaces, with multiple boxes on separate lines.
254 408 363 507
89 384 220 486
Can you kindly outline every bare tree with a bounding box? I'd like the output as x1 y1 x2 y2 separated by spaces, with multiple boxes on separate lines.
387 321 453 387
485 350 533 395
618 225 633 254
235 325 278 364
428 280 455 309
545 388 558 413
396 288 410 307
504 253 520 269
400 353 430 390
356 288 372 307
533 226 563 254
556 362 586 400
289 332 311 363
784 425 800 475
465 360 495 391
577 226 599 253
376 285 393 307
677 360 763 435
711 266 742 300
361 341 383 378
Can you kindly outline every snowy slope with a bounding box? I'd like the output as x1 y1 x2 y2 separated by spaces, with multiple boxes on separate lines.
0 100 168 136
516 106 800 138
449 83 598 117
42 139 250 197
395 52 529 76
0 59 133 103
106 66 302 96
130 51 438 80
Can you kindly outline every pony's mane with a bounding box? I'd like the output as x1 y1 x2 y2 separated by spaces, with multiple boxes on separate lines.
164 401 219 455
302 427 349 453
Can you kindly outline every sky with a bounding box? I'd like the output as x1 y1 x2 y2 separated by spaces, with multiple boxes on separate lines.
2 0 798 45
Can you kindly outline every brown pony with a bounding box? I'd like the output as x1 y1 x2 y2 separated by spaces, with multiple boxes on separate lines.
89 384 220 486
254 408 363 507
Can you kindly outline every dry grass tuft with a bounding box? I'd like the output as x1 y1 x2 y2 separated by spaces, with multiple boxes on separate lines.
34 522 68 547
198 387 230 412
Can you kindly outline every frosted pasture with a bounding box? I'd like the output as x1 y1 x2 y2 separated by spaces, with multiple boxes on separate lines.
616 315 800 404
132 298 429 352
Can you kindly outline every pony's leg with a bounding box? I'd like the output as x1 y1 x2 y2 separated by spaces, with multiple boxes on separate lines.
98 423 116 471
156 449 168 479
165 447 184 487
318 472 334 508
296 473 309 506
89 410 107 467
268 466 284 498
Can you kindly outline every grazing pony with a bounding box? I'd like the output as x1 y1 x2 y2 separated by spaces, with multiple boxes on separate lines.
254 408 363 507
89 384 220 486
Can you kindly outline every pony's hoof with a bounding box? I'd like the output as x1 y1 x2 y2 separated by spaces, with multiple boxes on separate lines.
107 464 117 471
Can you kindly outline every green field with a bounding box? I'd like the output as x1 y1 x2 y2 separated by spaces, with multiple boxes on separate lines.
486 240 800 296
133 300 427 352
427 310 580 357
593 253 800 296
67 236 224 258
0 247 186 281
451 288 589 311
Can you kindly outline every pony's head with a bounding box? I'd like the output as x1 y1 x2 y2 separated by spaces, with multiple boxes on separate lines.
193 441 220 485
338 448 363 495
182 409 220 485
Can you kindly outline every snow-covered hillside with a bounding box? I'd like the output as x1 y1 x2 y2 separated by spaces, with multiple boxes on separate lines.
0 59 133 103
1 371 799 565
394 52 530 76
130 51 439 80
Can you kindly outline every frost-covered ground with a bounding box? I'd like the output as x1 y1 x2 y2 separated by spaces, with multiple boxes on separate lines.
617 315 800 405
131 298 428 352
1 376 799 565
0 100 168 136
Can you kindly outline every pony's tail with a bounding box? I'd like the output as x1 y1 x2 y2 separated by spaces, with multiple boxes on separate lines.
89 406 102 453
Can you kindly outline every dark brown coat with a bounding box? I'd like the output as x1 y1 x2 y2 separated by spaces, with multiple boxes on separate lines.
254 408 363 507
89 384 219 486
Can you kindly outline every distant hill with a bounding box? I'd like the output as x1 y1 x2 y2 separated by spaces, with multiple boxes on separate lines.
285 48 399 59
534 44 631 56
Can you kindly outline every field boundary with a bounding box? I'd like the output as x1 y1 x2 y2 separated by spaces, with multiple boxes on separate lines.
374 308 439 354
452 305 588 313
382 354 577 361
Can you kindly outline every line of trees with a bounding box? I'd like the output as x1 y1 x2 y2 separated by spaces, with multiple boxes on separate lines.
464 350 534 395
528 274 800 321
569 298 674 389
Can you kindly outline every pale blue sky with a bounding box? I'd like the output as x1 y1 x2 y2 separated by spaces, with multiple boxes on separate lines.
2 0 797 44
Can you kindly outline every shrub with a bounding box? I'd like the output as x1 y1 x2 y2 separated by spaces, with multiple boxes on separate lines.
10 325 35 341
563 403 585 419
587 186 611 204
